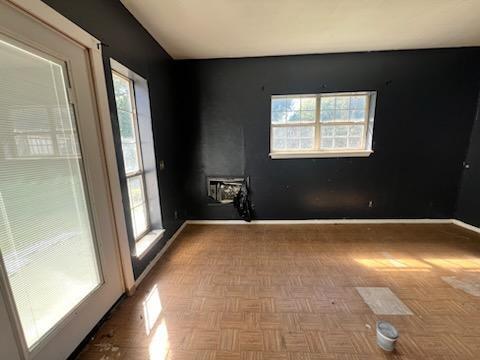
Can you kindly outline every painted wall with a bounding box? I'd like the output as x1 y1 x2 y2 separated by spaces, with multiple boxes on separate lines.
456 94 480 227
42 0 184 278
175 48 480 220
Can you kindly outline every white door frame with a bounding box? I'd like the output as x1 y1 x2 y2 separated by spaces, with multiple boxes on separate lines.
0 0 136 358
5 0 136 291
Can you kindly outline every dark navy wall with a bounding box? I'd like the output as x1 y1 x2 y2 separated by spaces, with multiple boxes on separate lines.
42 0 184 279
456 94 480 227
38 3 480 232
175 49 480 220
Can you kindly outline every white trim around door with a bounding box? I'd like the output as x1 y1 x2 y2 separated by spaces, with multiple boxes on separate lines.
5 0 135 292
0 1 134 359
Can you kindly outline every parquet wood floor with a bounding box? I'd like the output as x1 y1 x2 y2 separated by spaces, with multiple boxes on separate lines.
77 224 480 360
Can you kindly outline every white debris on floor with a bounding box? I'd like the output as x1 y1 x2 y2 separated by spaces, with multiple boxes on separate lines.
356 287 413 315
442 275 480 297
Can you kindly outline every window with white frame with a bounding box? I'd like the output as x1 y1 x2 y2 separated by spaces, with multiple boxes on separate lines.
112 71 150 240
270 91 376 158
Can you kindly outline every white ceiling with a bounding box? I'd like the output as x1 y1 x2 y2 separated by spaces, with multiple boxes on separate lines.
121 0 480 60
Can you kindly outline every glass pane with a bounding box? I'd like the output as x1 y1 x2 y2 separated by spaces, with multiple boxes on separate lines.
350 96 366 109
320 94 369 123
271 98 286 112
112 74 141 176
300 110 315 121
286 98 300 111
117 109 136 142
0 38 100 348
273 97 316 124
322 126 334 137
334 137 347 148
349 124 364 137
300 127 314 138
335 125 348 136
273 137 286 150
320 97 335 110
287 127 300 138
350 109 365 122
112 73 132 112
271 126 314 151
347 123 365 149
121 142 139 173
131 204 148 238
335 96 350 109
320 109 335 122
320 124 365 150
273 127 286 138
286 110 301 122
348 137 362 148
271 111 286 124
301 97 316 110
300 138 314 149
335 110 349 121
320 137 333 149
286 138 300 149
127 175 145 208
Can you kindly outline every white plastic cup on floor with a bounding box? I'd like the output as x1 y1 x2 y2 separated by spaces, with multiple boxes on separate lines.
376 320 399 352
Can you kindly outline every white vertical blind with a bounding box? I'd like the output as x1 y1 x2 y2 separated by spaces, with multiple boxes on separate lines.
0 38 101 348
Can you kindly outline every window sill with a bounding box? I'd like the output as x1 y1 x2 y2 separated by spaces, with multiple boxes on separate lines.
269 150 373 159
135 229 165 259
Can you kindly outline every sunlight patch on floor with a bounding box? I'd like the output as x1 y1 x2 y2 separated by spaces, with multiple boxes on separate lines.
143 284 162 335
354 258 432 271
423 258 480 271
149 319 169 360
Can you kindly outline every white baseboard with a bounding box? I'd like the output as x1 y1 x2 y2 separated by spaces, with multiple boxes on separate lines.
129 221 188 294
186 219 454 225
451 219 480 234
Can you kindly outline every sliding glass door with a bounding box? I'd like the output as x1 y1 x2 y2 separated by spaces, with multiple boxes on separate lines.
0 2 123 359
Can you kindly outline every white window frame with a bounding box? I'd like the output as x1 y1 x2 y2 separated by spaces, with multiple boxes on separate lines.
110 60 165 260
112 70 151 241
269 91 377 159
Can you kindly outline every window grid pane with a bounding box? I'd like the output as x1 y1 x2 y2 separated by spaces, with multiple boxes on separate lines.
112 73 132 112
130 202 148 239
320 94 368 123
127 175 149 239
112 71 150 240
117 109 136 142
271 92 372 154
121 142 140 174
112 72 142 176
272 126 315 151
127 175 146 209
320 125 365 150
271 96 317 124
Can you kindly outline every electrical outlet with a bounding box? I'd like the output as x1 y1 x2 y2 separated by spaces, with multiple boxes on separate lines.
159 160 165 170
368 200 373 208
